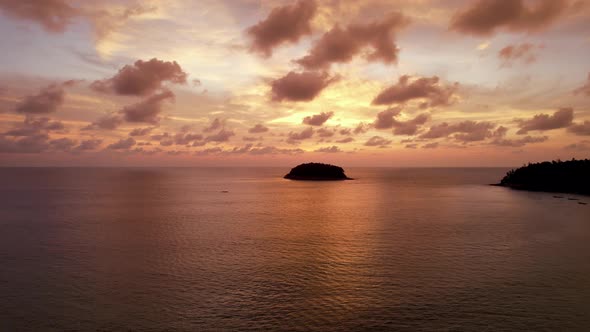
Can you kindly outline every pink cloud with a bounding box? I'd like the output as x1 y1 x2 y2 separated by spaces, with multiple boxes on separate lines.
302 111 334 126
372 75 458 107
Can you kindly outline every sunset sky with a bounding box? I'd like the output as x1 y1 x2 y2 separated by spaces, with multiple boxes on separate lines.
0 0 589 166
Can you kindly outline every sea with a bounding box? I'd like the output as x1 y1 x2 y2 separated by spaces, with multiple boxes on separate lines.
1 167 589 331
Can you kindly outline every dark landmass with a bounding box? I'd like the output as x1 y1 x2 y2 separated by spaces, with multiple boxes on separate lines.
494 159 590 195
284 163 352 181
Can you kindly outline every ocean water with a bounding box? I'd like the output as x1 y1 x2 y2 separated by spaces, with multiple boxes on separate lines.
1 167 589 331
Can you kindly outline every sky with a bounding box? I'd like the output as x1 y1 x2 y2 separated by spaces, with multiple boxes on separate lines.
0 0 589 167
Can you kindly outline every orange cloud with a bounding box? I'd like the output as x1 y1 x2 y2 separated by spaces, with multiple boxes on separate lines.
498 43 540 66
0 0 77 33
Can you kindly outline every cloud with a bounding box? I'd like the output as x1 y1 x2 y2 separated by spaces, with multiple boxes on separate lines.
107 137 136 150
498 43 540 66
248 123 269 133
271 71 336 102
316 127 336 137
364 136 392 147
336 137 354 143
246 0 316 57
173 132 204 145
353 122 371 134
0 0 77 33
296 12 409 69
203 118 225 133
373 107 402 129
568 121 590 135
574 73 590 96
516 107 574 134
15 83 68 114
129 127 155 137
565 140 590 151
392 113 430 135
84 113 124 130
450 0 570 36
4 117 65 136
205 128 235 142
422 142 439 149
314 145 341 153
420 120 497 142
287 127 314 143
302 111 334 126
491 135 548 147
372 75 458 107
91 58 187 96
49 137 77 151
74 139 103 151
0 133 50 153
120 90 174 124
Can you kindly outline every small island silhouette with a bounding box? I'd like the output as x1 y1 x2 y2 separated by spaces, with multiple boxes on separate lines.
495 159 590 195
284 163 352 181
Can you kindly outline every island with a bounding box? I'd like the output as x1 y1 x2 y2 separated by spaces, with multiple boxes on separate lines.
284 163 352 181
494 159 590 195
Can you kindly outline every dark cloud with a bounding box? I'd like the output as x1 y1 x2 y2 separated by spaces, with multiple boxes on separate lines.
205 128 235 143
336 137 354 143
0 133 50 153
84 113 124 130
364 136 392 147
129 127 155 136
107 137 136 150
15 83 67 114
49 137 76 151
420 120 497 142
91 58 187 96
373 107 402 129
120 90 174 124
302 111 334 126
248 146 304 155
0 0 77 33
422 142 439 149
287 127 314 143
373 108 429 135
353 122 371 135
203 118 225 133
316 127 336 137
565 140 590 151
392 113 430 135
271 71 336 102
314 145 341 153
74 139 103 151
516 107 574 134
4 117 65 136
568 121 590 135
450 0 570 36
574 73 590 96
372 75 458 107
248 123 269 133
296 12 409 69
173 132 203 145
246 0 316 57
491 135 548 147
498 43 539 66
242 136 262 142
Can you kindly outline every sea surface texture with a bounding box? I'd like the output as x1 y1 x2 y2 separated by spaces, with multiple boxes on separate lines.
1 167 589 331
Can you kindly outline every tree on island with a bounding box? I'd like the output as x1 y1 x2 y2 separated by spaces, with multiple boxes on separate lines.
498 159 590 195
284 163 352 181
